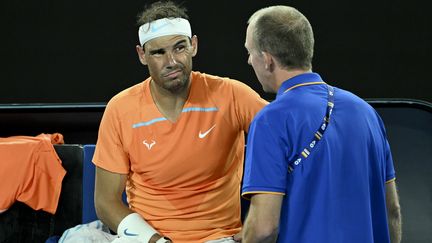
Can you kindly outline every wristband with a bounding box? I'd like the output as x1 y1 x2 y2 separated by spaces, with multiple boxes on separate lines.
118 213 162 242
150 233 171 243
156 237 171 243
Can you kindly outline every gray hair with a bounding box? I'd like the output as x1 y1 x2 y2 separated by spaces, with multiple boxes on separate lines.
248 5 314 70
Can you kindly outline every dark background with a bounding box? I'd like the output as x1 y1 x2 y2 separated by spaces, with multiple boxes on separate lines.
1 0 430 103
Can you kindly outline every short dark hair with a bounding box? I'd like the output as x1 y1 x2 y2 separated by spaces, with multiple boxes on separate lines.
137 1 189 26
249 6 314 70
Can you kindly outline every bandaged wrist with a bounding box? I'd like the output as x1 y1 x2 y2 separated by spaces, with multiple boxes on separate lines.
156 237 170 243
117 213 170 242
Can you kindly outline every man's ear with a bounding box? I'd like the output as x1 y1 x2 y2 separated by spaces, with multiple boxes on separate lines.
262 51 275 72
136 45 147 65
191 35 198 57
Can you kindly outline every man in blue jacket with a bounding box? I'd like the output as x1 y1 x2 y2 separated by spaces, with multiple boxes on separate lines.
241 5 402 243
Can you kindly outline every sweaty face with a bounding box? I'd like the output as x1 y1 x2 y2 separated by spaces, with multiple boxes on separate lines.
245 24 274 93
142 35 197 94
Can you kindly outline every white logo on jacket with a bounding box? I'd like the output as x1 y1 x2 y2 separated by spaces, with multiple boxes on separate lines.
199 124 216 138
143 140 156 150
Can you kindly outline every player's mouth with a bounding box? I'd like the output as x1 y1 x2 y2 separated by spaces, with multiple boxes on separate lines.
164 70 182 79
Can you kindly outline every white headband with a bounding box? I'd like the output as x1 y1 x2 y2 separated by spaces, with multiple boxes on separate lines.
138 18 192 46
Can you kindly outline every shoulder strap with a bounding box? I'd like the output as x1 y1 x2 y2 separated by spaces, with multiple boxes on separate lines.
288 85 335 173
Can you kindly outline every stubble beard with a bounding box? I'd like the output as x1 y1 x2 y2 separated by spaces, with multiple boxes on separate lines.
165 76 189 94
161 69 191 95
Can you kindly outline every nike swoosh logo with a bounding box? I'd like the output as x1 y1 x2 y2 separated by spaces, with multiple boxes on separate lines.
151 22 171 32
199 124 216 138
124 228 139 236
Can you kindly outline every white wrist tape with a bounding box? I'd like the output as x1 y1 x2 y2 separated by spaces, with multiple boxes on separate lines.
118 213 167 242
156 237 170 243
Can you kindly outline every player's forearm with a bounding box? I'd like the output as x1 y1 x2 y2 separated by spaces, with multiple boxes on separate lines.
95 195 132 233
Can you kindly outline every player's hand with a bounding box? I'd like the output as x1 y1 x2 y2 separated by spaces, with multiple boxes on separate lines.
233 232 242 242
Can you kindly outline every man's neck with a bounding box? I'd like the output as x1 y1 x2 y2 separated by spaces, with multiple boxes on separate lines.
150 80 190 122
274 69 311 91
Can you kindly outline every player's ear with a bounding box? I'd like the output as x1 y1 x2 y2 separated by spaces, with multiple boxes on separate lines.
191 35 198 57
136 45 147 65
